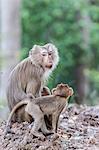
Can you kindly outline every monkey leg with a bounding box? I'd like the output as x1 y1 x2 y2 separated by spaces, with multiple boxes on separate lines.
31 117 45 140
15 105 33 123
44 114 52 130
26 104 45 140
52 113 59 133
55 114 60 133
41 119 53 135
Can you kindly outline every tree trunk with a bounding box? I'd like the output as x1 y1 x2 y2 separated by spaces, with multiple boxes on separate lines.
75 1 91 104
75 64 87 104
0 0 21 101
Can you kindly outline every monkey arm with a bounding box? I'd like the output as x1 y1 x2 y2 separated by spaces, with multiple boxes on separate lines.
26 79 41 97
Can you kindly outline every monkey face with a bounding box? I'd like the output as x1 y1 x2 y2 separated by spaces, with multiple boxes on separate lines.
40 49 53 69
52 83 73 98
29 43 59 70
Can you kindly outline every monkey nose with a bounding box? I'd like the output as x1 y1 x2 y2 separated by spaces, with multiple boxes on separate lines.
48 64 53 68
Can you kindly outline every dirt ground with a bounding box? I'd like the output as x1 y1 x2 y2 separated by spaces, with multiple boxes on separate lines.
0 104 99 150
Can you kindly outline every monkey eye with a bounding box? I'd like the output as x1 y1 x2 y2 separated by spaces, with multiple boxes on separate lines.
42 54 46 56
42 52 47 56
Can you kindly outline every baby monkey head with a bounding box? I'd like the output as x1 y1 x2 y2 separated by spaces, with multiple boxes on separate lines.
52 83 73 98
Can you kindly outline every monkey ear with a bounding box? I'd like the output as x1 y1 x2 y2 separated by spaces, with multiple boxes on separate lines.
51 88 56 94
69 88 74 96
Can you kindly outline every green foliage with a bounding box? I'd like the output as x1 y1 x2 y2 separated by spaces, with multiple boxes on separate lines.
21 0 99 104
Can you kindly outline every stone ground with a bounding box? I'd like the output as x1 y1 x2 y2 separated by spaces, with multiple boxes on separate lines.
0 104 99 150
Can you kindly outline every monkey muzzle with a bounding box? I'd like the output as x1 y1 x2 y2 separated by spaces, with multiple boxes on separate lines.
46 63 53 69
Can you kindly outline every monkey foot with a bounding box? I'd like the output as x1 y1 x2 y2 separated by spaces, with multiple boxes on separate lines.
31 131 45 141
43 130 54 136
50 133 59 142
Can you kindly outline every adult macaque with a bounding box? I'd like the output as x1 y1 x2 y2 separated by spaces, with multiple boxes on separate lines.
6 43 59 122
5 84 73 140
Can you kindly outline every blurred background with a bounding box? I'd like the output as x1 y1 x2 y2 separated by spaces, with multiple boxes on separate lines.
0 0 99 120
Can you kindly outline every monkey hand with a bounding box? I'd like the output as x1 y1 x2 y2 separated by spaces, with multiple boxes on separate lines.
27 93 35 100
41 86 51 96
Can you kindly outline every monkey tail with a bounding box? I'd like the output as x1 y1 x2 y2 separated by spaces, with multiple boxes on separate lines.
4 100 28 136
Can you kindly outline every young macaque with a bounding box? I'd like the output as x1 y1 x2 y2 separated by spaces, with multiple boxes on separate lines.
6 43 59 123
5 83 73 140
